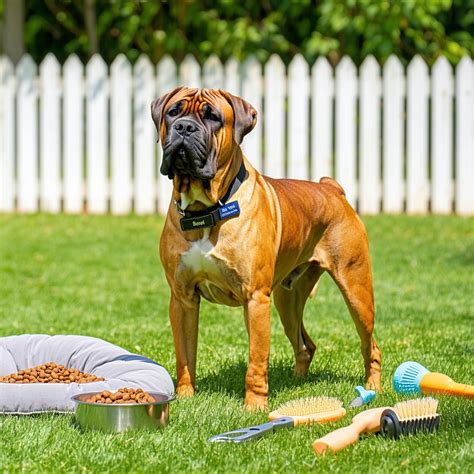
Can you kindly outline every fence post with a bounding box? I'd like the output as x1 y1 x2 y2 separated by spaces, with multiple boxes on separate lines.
40 53 61 212
134 55 156 214
264 55 285 178
335 56 357 207
359 55 381 214
431 56 453 214
288 54 310 180
0 56 16 212
17 55 38 212
311 57 333 181
203 55 224 89
455 56 474 215
110 54 132 214
86 54 109 213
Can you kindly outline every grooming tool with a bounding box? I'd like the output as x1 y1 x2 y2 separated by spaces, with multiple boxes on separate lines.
393 361 474 399
208 396 345 443
380 397 439 439
313 406 389 455
349 385 376 408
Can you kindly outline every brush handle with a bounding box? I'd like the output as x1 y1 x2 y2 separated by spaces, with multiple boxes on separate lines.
420 372 474 400
313 407 388 455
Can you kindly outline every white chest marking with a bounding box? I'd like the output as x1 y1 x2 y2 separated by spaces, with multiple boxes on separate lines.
181 229 219 275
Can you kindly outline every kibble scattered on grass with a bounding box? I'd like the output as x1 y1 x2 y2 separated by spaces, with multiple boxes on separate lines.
0 362 104 384
85 388 155 404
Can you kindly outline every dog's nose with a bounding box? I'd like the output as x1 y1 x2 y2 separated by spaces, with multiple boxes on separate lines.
173 119 198 137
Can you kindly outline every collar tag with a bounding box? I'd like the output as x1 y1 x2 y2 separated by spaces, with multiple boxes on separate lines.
218 201 240 220
180 213 215 231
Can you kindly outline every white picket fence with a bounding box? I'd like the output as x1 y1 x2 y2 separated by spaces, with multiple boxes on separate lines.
1 53 473 215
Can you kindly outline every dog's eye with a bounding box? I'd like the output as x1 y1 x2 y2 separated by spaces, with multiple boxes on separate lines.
167 107 180 118
208 112 220 122
203 106 220 122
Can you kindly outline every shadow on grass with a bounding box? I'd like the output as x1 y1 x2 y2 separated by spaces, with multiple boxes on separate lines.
198 359 359 398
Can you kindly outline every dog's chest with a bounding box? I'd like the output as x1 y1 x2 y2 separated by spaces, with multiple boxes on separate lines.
179 234 240 306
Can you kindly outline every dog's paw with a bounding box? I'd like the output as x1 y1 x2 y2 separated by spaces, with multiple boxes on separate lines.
365 376 382 392
176 384 195 398
244 394 268 412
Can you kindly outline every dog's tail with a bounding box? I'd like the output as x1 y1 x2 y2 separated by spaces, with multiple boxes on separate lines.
319 177 346 196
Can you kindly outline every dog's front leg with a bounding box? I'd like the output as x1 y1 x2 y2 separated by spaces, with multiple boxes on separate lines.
244 289 271 411
169 291 200 398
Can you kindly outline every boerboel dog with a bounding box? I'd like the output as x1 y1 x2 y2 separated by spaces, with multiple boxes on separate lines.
151 87 381 410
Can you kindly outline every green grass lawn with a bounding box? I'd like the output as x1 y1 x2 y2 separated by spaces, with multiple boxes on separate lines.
0 213 473 473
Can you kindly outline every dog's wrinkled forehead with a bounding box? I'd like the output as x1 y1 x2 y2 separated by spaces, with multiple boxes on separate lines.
166 88 231 118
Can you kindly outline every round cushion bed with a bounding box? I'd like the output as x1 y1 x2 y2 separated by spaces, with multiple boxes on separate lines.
0 334 174 414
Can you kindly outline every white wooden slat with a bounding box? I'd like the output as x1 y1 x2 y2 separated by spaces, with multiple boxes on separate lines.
110 54 132 214
241 57 262 171
63 54 84 213
288 54 310 179
406 56 430 214
455 56 474 215
263 55 285 178
133 55 156 214
17 55 39 212
431 56 454 214
311 57 334 181
86 54 108 214
383 55 405 213
335 56 357 206
0 56 16 211
359 56 381 214
180 54 201 88
157 55 178 215
202 55 224 89
40 53 61 212
224 58 240 96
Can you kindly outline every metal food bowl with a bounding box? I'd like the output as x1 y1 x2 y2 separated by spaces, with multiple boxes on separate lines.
71 391 174 433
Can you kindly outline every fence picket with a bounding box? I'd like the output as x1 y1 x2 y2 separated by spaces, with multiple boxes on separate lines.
455 56 474 215
335 57 357 206
264 55 285 178
288 55 309 179
241 57 262 171
431 57 453 214
224 58 240 96
180 54 201 88
203 55 224 89
157 56 177 214
63 55 84 213
359 56 381 214
111 55 132 214
406 56 429 214
17 55 38 212
86 54 108 213
311 57 333 181
134 55 156 214
383 55 405 213
40 54 61 212
0 56 15 211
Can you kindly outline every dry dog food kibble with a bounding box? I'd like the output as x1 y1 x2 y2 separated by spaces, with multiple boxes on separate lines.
85 388 155 404
0 362 104 384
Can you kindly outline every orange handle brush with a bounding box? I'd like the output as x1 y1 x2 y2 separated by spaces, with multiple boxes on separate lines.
313 407 389 455
393 361 474 399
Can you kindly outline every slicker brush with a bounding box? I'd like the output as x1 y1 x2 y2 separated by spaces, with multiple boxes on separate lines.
380 397 440 439
208 396 346 443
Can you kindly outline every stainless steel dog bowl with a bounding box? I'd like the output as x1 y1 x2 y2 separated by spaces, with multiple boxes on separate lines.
71 391 174 433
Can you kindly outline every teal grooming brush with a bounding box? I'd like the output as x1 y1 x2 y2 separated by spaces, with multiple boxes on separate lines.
393 361 429 394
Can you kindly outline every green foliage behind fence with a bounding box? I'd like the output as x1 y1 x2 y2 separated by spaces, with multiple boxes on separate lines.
18 0 474 65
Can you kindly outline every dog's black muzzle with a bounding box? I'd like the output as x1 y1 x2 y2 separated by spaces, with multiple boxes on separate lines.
161 118 216 181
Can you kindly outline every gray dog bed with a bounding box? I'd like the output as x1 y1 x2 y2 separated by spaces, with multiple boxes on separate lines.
0 334 174 414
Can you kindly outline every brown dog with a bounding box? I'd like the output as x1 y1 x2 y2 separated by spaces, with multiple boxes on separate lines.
151 87 381 410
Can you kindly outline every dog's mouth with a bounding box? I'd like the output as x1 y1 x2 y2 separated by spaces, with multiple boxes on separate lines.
161 140 216 182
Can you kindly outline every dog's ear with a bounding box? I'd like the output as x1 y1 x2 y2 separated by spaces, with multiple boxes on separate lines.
220 90 257 144
151 86 184 142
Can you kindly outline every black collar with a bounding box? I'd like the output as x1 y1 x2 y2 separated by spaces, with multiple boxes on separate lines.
175 161 247 231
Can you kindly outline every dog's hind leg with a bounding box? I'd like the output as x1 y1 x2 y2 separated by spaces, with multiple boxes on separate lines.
326 236 382 390
274 264 324 376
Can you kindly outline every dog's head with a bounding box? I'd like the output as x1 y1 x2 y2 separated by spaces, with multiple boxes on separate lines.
151 88 256 188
